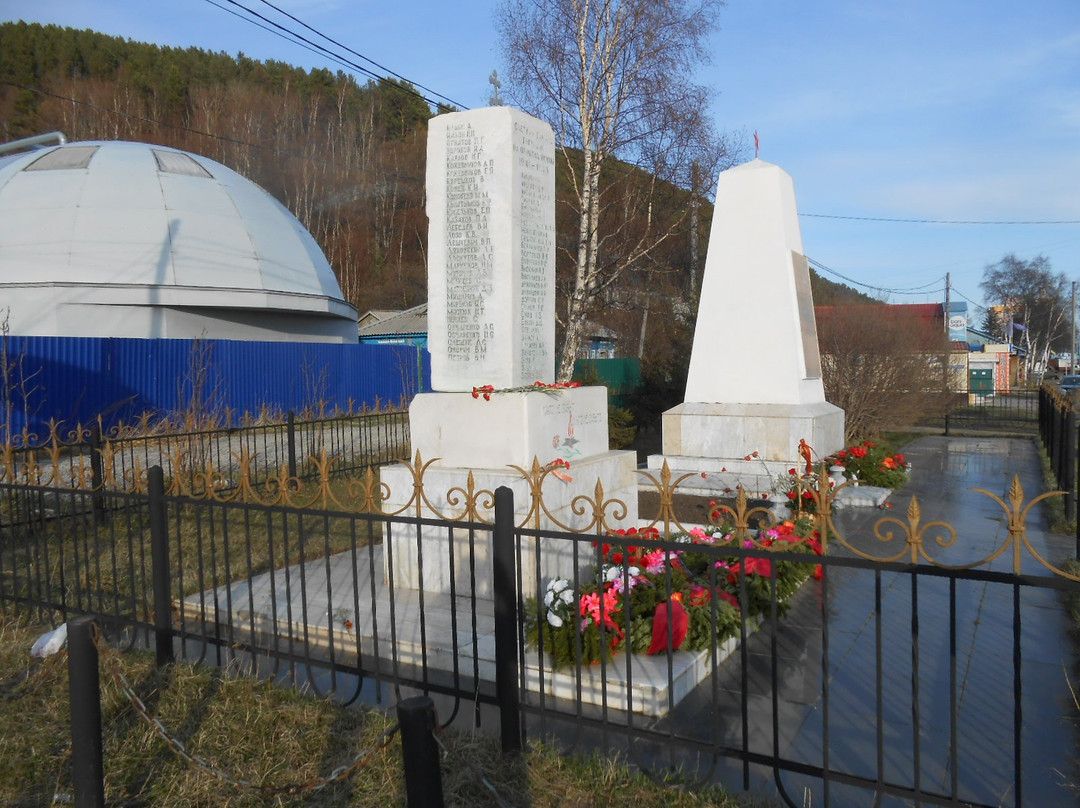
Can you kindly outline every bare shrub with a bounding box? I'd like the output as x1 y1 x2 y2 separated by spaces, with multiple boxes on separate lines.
818 304 950 441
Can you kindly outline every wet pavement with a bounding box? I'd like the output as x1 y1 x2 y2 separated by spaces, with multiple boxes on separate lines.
649 436 1080 807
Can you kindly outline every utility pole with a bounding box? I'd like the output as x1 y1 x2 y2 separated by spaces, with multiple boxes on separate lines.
1072 280 1077 372
944 272 951 334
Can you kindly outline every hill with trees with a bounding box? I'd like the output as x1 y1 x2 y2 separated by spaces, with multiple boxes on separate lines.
0 20 870 385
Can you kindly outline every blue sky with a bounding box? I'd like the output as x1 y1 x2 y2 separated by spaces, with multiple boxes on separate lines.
6 0 1080 318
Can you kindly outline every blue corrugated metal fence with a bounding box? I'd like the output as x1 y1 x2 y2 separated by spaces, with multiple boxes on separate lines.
0 336 430 440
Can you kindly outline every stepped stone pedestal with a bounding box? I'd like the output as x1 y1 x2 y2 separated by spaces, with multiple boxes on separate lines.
382 387 637 597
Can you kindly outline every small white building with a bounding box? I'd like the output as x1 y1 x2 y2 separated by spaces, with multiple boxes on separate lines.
0 139 357 342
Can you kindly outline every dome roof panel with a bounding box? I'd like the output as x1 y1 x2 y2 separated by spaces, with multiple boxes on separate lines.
77 144 163 210
73 204 168 251
206 159 341 297
0 168 89 210
161 172 239 218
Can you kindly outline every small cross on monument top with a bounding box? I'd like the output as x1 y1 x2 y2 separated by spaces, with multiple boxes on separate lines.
754 130 760 159
488 70 503 106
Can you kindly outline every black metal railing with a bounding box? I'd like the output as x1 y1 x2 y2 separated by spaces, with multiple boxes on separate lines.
2 409 410 497
4 463 1080 807
1039 384 1080 532
936 388 1040 435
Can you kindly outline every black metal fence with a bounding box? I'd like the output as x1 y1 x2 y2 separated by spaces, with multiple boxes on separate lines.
3 408 410 497
932 389 1040 435
4 457 1080 807
1040 384 1079 527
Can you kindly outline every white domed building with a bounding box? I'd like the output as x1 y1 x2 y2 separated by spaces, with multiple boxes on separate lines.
0 139 358 342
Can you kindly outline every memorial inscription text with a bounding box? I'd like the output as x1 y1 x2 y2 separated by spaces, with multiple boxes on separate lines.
444 122 494 365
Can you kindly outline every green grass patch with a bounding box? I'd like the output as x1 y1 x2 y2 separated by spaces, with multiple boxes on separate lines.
1037 442 1075 535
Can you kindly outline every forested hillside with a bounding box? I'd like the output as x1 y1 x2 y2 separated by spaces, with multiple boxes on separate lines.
0 21 869 380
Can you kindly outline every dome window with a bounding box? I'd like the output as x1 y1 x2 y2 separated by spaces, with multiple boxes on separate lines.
24 145 99 171
153 149 213 178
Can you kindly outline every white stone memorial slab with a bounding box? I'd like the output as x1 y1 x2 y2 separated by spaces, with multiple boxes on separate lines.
426 107 556 391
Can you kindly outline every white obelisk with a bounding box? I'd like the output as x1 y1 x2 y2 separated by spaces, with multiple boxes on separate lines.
650 158 844 487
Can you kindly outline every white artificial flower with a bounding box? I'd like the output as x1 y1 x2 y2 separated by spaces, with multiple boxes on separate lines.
547 611 564 628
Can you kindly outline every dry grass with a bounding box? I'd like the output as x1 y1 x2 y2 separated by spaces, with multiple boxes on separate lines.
0 608 757 807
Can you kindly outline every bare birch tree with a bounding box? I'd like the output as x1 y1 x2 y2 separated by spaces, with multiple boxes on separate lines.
496 0 735 380
980 254 1070 379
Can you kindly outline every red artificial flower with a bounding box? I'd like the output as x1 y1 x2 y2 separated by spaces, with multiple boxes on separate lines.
752 451 759 458
743 455 751 461
717 590 740 610
813 564 824 580
727 556 773 583
701 471 707 478
646 598 689 654
788 468 797 476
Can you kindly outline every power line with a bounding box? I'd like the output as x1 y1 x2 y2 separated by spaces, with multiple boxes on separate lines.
801 213 1080 225
252 0 467 110
951 287 989 313
807 256 946 297
205 0 464 111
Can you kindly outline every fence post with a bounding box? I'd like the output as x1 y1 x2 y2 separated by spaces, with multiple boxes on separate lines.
68 616 105 808
1075 412 1080 561
286 410 298 482
493 485 522 754
1067 411 1077 525
396 696 445 808
1055 403 1064 480
148 465 174 667
89 422 105 525
1039 388 1048 445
